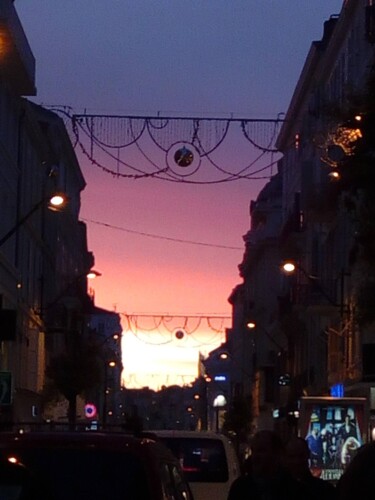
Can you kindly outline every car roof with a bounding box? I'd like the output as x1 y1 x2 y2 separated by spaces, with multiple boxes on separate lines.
0 431 179 461
146 430 233 442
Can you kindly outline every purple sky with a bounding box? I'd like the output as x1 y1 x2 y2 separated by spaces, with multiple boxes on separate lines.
15 1 344 388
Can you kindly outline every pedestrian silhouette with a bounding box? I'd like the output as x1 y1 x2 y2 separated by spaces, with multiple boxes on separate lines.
227 430 307 500
285 436 337 500
336 441 375 500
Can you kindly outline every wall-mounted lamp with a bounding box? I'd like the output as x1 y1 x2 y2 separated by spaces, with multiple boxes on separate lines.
86 269 102 279
40 267 102 316
0 191 68 248
281 261 297 274
245 320 284 353
280 259 348 314
48 193 68 211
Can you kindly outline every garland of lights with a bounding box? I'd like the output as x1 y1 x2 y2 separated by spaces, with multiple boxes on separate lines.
121 313 230 346
52 108 285 183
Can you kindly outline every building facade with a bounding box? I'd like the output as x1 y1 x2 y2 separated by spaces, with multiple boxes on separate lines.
228 0 375 440
0 0 111 425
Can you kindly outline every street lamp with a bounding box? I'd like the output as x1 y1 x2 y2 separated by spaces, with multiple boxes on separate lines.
280 259 345 313
41 267 101 316
0 192 68 248
281 261 296 274
86 269 102 279
88 331 122 429
245 321 285 354
213 394 227 432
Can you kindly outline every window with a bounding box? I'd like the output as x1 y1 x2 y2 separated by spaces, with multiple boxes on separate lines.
161 438 228 483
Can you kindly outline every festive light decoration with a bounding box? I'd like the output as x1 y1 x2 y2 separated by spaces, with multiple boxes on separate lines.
52 107 284 183
121 313 230 347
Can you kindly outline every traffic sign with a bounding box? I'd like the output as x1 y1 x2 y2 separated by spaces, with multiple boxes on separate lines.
85 403 97 419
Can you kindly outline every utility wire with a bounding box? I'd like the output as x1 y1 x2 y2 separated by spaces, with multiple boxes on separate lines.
81 217 243 250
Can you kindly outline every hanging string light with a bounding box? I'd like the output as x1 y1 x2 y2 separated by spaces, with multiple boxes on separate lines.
121 313 230 347
52 107 284 183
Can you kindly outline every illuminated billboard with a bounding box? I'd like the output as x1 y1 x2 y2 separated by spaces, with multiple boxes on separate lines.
299 396 368 483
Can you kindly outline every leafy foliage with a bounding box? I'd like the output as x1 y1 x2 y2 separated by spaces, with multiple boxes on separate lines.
222 394 253 444
46 341 102 401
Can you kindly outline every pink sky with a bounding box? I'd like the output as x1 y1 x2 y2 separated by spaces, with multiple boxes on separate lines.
15 0 344 389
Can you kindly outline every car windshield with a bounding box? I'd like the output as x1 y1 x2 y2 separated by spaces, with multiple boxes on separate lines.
4 448 152 500
160 438 228 483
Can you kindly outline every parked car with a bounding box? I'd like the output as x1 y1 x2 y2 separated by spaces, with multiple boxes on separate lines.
0 431 193 500
0 456 41 500
143 431 241 500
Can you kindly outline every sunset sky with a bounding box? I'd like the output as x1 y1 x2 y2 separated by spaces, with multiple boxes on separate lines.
15 0 344 389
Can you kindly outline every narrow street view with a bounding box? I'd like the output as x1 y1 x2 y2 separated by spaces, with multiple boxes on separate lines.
0 0 374 498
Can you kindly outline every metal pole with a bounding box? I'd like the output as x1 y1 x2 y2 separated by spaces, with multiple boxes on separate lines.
0 199 44 248
102 362 108 429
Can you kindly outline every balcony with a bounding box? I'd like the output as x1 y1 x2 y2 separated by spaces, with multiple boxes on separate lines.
0 0 36 95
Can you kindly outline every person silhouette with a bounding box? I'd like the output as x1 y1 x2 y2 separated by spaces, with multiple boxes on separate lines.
336 441 375 500
227 430 307 500
285 436 337 500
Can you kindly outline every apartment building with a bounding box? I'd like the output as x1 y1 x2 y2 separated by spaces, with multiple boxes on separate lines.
228 0 375 438
0 0 119 425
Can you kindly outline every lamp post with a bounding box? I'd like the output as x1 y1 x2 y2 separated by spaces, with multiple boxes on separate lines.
40 268 101 320
0 192 67 249
243 321 287 432
43 269 102 429
216 351 253 449
91 333 121 429
102 359 117 429
213 394 227 432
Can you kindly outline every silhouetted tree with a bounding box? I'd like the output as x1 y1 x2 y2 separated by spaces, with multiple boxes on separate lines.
222 394 253 458
46 341 102 429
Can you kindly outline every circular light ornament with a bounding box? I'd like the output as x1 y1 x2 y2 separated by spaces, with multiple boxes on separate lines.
166 142 201 177
326 144 346 163
175 329 185 340
174 146 194 167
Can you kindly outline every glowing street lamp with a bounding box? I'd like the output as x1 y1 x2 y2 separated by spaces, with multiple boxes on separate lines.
41 267 101 316
245 320 284 353
0 192 68 248
280 259 342 309
86 269 102 279
281 261 297 274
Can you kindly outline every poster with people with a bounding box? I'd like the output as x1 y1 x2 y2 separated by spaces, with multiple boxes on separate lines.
299 397 368 482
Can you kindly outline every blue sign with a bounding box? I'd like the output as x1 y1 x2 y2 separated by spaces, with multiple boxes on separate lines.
214 375 226 382
330 383 344 397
